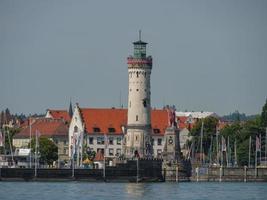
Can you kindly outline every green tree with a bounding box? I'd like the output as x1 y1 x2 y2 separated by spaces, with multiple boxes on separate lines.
220 115 264 166
189 116 219 155
261 98 267 127
29 136 58 166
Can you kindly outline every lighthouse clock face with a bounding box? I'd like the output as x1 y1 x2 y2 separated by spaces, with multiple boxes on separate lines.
168 136 173 145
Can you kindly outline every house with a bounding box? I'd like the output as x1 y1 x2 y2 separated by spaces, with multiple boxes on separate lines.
45 109 71 123
13 118 69 163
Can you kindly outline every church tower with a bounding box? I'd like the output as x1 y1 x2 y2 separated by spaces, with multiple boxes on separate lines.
125 32 153 158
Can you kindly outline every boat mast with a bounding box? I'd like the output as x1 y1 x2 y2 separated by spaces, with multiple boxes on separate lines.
200 121 204 165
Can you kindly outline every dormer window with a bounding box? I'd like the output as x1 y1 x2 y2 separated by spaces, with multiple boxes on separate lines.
93 127 100 132
108 128 115 133
153 128 160 134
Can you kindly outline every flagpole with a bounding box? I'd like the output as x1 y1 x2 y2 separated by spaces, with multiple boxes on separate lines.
255 136 258 178
209 135 213 167
35 130 38 178
7 129 15 167
259 134 262 165
265 128 267 166
216 127 219 165
234 139 237 167
29 116 32 168
249 136 251 168
200 121 204 165
226 136 229 167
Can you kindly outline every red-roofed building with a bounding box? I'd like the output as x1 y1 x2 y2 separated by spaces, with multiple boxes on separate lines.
69 104 173 165
13 118 69 162
45 109 71 123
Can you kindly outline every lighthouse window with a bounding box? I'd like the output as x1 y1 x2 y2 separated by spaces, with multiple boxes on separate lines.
136 115 138 121
157 138 162 146
143 99 147 107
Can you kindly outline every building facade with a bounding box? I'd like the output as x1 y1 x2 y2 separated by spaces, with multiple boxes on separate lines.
13 118 69 163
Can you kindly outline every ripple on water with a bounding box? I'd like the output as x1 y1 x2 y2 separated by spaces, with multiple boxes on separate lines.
0 182 267 200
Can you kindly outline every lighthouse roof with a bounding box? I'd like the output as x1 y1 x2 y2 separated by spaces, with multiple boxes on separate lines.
133 40 147 45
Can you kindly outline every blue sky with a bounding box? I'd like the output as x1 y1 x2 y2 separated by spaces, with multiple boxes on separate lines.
0 0 266 115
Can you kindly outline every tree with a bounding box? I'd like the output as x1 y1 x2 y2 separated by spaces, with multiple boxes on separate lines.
189 116 219 155
261 98 267 127
29 136 58 166
220 115 264 166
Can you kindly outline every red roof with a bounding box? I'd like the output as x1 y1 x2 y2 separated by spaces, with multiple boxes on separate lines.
15 118 68 138
151 109 169 135
80 108 127 135
79 108 169 136
48 110 71 122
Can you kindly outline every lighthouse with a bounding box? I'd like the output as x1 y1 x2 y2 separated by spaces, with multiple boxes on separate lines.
125 32 153 158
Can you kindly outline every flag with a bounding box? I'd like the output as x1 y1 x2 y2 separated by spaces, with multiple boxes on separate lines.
221 136 226 152
0 129 3 147
256 136 261 152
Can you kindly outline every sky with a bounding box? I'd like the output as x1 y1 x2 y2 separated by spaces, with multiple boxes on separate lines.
0 0 266 116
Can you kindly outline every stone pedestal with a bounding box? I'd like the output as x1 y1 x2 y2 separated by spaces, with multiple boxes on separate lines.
162 126 181 161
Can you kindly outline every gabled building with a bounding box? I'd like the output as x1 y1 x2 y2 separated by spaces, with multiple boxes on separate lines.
13 118 69 163
68 104 173 166
45 109 71 123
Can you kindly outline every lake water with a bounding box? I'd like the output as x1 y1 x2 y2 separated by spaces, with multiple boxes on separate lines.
0 182 266 200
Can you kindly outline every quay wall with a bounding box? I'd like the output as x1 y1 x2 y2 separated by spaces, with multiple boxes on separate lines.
190 167 267 182
0 159 164 182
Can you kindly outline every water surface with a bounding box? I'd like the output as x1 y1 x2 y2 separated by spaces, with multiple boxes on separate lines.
0 182 266 200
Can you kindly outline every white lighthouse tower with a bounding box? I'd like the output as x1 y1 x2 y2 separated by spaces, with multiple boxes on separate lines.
125 32 153 158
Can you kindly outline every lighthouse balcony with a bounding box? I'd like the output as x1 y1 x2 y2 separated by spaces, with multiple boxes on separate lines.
127 57 152 66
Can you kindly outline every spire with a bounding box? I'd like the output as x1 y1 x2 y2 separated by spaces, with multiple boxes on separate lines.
69 99 73 117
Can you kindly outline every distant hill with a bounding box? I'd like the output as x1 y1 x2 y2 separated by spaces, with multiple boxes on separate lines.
221 111 258 122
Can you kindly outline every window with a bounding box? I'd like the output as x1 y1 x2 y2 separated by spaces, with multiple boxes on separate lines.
109 137 114 145
143 99 147 107
136 115 138 121
153 129 160 134
129 101 131 107
74 126 78 132
117 137 121 145
64 140 67 145
157 149 162 156
109 148 114 156
136 89 139 91
108 128 115 133
151 138 154 146
97 148 104 154
93 127 100 132
89 137 94 145
116 149 121 156
136 72 139 78
64 148 68 155
97 137 104 145
157 138 162 146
